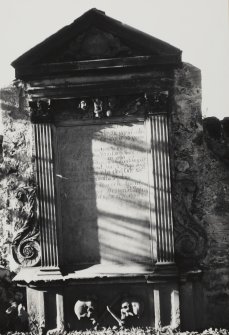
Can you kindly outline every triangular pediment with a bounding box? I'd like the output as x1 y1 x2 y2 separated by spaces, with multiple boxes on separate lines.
45 26 145 62
12 8 181 69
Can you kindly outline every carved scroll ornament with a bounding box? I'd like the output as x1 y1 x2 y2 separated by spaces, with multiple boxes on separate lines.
173 178 207 269
12 187 41 267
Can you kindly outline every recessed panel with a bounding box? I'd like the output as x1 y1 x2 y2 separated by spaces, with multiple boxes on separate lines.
57 122 152 273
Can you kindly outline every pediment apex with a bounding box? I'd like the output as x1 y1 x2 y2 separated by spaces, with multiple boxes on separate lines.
12 8 182 69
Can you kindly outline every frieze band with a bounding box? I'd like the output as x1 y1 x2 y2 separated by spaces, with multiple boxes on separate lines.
29 91 169 123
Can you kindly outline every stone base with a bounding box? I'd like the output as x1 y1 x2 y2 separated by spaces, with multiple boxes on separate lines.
179 271 204 331
24 275 180 333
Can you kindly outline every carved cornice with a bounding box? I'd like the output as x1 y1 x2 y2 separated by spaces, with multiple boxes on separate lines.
12 187 41 267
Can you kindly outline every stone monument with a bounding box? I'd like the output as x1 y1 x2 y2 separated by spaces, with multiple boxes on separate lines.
11 9 182 332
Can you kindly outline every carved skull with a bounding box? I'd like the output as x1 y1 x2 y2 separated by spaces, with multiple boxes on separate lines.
121 301 133 320
120 299 141 321
74 300 97 324
79 100 88 111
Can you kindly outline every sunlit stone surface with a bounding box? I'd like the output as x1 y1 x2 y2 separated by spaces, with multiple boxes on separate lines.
57 122 152 271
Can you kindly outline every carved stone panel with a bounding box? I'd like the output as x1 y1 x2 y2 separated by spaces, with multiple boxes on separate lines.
52 92 168 124
173 178 207 269
65 283 152 330
12 187 41 267
48 27 138 62
56 122 153 272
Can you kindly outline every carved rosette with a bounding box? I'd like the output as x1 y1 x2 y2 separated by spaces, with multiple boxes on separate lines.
12 187 41 267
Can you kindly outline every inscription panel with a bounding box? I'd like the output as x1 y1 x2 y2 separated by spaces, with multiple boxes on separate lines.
57 122 153 272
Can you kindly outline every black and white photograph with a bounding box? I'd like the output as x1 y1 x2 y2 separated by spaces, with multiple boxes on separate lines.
0 0 228 334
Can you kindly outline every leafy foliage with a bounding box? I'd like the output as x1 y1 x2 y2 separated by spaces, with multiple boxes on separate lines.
1 328 229 335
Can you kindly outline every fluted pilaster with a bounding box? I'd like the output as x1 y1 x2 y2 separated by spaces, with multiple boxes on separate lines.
34 122 59 269
150 113 174 263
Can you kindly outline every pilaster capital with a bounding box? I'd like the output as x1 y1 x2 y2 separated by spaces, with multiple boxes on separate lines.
29 99 53 123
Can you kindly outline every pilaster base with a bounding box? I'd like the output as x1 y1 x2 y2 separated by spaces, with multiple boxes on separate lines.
153 280 180 329
37 267 62 277
13 267 63 286
179 270 204 331
154 262 178 276
27 287 64 334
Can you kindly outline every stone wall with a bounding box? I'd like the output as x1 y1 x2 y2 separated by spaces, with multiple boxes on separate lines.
0 65 229 330
202 116 229 328
0 85 34 270
172 63 206 271
172 63 229 329
0 85 33 331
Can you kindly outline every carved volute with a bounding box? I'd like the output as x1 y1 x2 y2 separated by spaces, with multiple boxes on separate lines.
12 187 41 266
